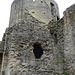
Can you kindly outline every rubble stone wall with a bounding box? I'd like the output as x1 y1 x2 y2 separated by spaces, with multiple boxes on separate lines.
4 19 58 75
9 0 59 27
64 4 75 74
0 0 75 75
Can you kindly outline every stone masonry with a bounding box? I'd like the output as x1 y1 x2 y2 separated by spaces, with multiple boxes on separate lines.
0 0 75 75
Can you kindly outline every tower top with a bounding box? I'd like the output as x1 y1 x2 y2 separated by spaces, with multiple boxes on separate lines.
9 0 60 27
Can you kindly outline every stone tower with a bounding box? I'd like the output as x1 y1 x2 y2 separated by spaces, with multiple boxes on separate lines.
0 0 75 75
9 0 59 27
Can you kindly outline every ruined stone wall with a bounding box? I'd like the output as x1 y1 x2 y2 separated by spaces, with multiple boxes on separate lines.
48 4 75 74
54 18 65 74
9 0 59 27
48 18 66 74
64 4 75 74
0 28 12 75
0 1 75 75
50 4 75 75
3 19 59 75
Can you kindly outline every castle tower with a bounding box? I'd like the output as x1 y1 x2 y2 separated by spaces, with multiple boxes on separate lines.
0 0 75 75
0 0 60 75
9 0 60 27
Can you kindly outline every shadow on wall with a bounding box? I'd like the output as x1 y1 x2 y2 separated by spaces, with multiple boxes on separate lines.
0 53 3 72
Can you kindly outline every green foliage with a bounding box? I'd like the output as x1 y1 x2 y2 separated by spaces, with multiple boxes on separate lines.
56 60 66 65
62 60 66 63
64 72 69 75
56 62 59 65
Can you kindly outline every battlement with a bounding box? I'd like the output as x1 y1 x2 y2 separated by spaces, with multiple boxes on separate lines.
9 0 60 27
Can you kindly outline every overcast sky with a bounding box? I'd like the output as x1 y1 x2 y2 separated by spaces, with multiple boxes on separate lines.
0 0 75 41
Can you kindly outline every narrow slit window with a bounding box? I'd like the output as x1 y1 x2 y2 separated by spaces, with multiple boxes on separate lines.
54 34 58 44
50 3 55 15
57 16 59 20
0 53 3 72
33 43 43 59
41 1 43 3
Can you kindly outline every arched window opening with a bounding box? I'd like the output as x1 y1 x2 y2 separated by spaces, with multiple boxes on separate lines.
33 43 43 59
50 3 55 15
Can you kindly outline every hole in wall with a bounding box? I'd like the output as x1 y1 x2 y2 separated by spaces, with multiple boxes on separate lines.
57 16 59 20
41 1 43 3
33 43 43 59
50 3 54 7
54 34 58 44
44 13 45 14
19 45 23 48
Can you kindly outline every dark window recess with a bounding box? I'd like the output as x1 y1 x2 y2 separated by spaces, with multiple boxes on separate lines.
33 43 43 59
15 5 16 8
54 34 58 44
0 53 3 73
57 16 59 20
50 29 54 35
15 5 16 10
50 3 54 15
51 3 54 7
2 71 5 75
41 1 43 3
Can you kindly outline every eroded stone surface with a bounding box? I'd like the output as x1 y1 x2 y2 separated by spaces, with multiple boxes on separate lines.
9 0 59 27
0 0 75 75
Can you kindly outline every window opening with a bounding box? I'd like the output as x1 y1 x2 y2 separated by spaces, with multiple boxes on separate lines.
57 16 59 20
2 71 5 75
0 53 3 72
54 34 58 44
50 3 55 15
33 43 43 59
41 1 43 3
44 13 45 14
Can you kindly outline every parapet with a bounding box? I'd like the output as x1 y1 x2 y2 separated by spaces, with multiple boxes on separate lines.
9 0 60 27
